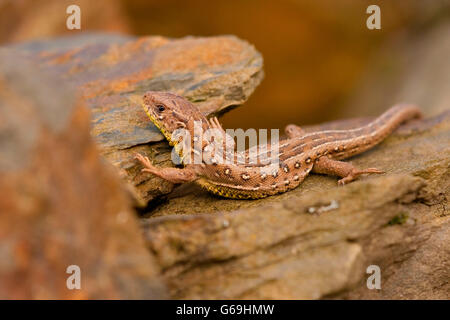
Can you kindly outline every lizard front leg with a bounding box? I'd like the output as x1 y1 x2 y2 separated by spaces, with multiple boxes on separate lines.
312 156 384 186
209 117 235 150
135 154 198 184
284 124 304 138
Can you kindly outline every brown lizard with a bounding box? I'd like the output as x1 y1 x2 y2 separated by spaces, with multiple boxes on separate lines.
135 91 422 199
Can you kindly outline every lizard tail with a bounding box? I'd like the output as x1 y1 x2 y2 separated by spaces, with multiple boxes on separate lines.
332 103 423 159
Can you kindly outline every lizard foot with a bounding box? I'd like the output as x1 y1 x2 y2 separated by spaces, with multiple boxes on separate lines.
337 168 384 186
134 153 158 174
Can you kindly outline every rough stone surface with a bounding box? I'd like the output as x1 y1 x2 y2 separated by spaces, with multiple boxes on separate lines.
9 34 264 204
0 52 166 299
141 112 449 299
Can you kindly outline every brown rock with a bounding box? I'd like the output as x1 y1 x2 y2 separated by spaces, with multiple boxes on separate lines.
9 34 264 204
0 51 166 299
141 111 449 299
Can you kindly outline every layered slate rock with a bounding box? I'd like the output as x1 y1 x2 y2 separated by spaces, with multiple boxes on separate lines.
0 51 166 299
141 112 450 299
10 34 264 203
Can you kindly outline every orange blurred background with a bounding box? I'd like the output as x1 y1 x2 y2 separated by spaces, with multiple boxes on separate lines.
1 0 447 129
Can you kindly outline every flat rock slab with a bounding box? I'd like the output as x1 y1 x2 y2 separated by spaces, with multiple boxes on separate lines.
141 111 450 299
9 33 264 203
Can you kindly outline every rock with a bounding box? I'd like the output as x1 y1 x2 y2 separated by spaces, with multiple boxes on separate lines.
0 51 167 299
9 34 263 204
141 111 449 299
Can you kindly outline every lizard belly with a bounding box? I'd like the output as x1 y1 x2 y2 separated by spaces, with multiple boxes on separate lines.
196 160 314 199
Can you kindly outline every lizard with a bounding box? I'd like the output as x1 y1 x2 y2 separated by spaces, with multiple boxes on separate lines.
135 91 422 199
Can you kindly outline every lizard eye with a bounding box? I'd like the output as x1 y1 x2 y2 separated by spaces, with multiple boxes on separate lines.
156 104 165 112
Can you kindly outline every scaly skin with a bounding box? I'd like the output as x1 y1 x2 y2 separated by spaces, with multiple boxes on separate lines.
136 91 422 199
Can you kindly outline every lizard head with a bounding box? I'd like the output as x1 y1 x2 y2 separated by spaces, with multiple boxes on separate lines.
142 91 207 145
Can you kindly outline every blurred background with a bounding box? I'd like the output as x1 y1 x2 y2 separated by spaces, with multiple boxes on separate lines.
1 0 449 129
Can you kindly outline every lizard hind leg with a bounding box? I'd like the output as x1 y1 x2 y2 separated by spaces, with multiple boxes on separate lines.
284 124 304 138
312 156 384 186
